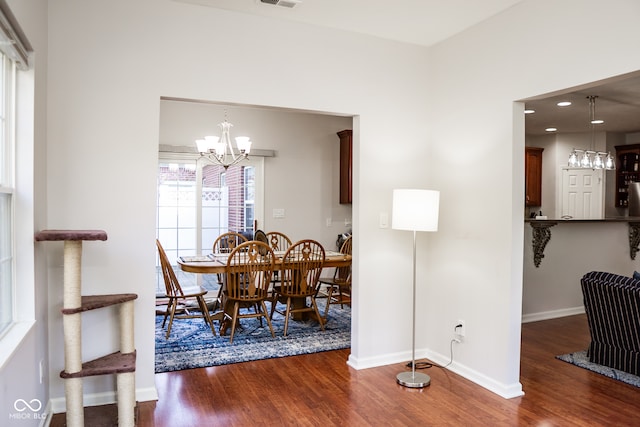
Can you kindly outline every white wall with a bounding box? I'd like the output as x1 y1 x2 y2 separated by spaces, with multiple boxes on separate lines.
523 221 639 322
427 0 640 395
46 0 432 408
39 0 640 410
159 100 353 249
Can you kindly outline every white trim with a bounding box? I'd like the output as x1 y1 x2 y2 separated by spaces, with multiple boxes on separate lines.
159 144 274 158
0 0 32 70
49 386 159 414
521 306 585 323
39 400 52 427
0 319 34 368
347 345 524 399
1 47 35 360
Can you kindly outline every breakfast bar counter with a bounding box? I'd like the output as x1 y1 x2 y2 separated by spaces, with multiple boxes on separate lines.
525 217 640 267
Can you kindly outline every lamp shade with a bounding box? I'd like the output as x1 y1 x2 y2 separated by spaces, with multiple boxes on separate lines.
392 189 440 232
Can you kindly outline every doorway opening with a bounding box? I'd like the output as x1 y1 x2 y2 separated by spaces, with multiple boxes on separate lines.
155 97 355 371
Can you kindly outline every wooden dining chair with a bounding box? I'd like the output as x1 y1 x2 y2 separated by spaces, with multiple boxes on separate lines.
156 239 216 339
223 240 276 343
318 235 352 320
270 239 326 336
212 231 249 255
212 231 250 303
265 231 292 287
265 231 292 252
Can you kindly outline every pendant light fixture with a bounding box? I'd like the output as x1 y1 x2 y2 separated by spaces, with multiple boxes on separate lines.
568 95 615 170
195 111 252 169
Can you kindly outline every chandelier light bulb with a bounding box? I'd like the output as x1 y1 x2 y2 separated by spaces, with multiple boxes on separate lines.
580 151 592 168
593 152 604 169
195 139 209 153
568 150 579 167
214 140 225 157
235 136 252 154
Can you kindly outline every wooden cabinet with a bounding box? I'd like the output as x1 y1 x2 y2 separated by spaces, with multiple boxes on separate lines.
615 144 640 208
525 147 544 207
337 130 352 204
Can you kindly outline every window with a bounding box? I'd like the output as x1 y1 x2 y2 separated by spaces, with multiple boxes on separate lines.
244 166 255 230
156 162 197 265
156 157 263 293
0 51 15 336
0 2 34 368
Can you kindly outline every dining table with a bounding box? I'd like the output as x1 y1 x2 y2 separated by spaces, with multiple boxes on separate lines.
177 249 352 334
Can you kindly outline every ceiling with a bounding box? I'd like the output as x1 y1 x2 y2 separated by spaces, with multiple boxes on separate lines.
523 72 640 136
176 0 524 47
176 0 640 137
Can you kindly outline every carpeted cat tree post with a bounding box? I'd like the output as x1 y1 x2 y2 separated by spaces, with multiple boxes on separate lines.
35 230 137 427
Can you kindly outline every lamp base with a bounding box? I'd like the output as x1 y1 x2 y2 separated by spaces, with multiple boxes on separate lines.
396 371 431 388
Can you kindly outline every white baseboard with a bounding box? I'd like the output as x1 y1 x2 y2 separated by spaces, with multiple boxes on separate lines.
521 306 585 323
40 400 52 427
347 347 524 399
426 348 524 399
347 349 410 370
50 386 158 414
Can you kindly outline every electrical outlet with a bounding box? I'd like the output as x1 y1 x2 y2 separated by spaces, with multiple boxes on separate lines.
455 320 465 338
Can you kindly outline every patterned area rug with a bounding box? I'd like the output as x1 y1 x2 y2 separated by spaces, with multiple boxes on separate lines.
556 350 640 388
155 302 351 373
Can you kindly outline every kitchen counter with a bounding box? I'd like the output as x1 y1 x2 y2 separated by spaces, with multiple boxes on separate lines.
524 217 640 267
525 216 640 223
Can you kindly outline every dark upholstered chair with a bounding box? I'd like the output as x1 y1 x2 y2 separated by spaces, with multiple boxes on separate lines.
581 271 640 375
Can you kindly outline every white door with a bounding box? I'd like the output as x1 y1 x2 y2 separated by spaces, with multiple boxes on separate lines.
560 168 604 219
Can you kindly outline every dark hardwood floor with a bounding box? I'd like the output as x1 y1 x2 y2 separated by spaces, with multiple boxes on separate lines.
51 314 640 426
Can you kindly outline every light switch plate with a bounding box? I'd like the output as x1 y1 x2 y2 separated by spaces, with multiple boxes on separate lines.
379 212 388 228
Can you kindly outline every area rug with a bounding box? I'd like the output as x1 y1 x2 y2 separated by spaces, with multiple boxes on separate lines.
155 303 351 373
556 350 640 388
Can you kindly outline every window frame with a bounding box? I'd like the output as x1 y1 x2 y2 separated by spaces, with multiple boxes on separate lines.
0 32 35 369
156 153 264 256
0 51 15 337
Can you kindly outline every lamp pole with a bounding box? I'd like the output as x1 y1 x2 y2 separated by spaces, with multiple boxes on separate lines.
396 229 431 388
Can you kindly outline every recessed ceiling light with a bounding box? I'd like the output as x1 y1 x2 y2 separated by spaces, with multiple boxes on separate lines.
524 109 535 114
557 101 572 107
591 119 604 124
545 127 557 132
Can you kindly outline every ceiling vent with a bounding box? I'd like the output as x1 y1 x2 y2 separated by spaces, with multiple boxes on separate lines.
260 0 301 8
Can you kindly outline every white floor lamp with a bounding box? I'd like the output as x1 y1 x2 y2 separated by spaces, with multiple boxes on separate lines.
392 188 440 388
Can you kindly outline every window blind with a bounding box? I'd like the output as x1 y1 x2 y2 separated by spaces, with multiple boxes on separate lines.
0 0 31 70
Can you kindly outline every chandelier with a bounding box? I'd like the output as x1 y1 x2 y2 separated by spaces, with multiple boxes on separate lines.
568 95 615 170
195 114 252 169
